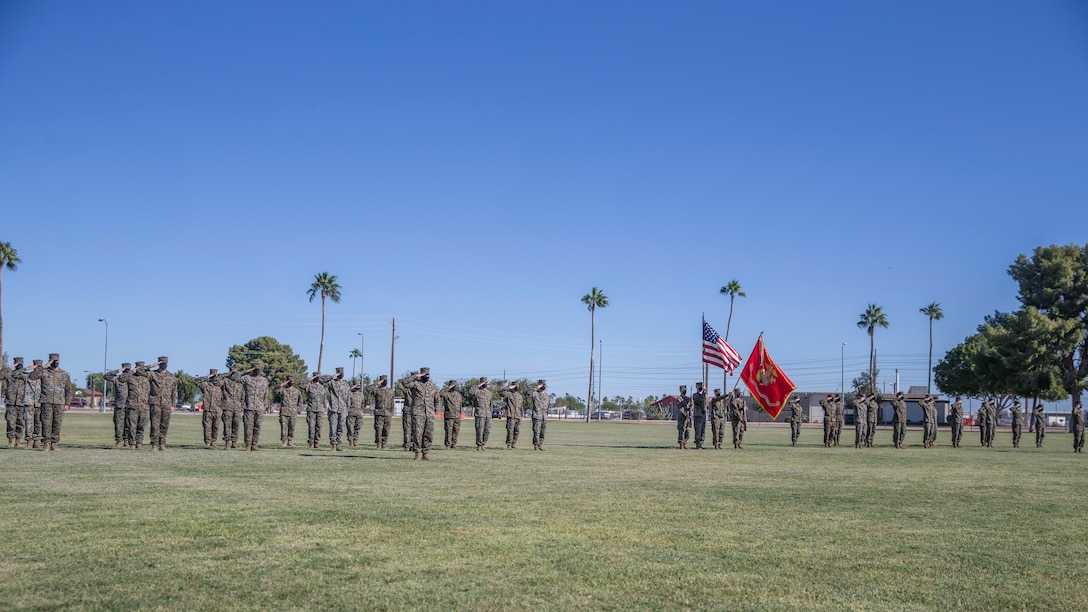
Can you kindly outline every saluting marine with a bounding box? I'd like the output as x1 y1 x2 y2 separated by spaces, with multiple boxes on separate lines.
276 377 302 448
787 396 804 447
471 377 493 451
948 396 964 448
530 379 549 451
440 380 463 449
729 389 747 449
676 385 692 450
367 375 395 449
891 392 907 449
195 368 224 448
501 381 523 450
691 382 708 450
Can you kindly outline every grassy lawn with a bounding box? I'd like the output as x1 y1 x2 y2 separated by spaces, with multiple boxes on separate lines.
0 414 1084 610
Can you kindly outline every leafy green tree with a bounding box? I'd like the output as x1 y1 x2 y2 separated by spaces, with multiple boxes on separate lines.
581 287 608 422
1007 243 1088 406
920 302 944 393
175 370 197 404
307 272 342 374
554 393 585 414
226 336 309 388
85 371 105 392
851 369 880 398
0 241 20 364
857 304 889 396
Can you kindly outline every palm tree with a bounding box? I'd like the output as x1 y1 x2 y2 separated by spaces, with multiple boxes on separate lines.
349 348 363 380
718 280 746 341
581 287 608 423
306 272 342 374
919 302 944 394
0 241 20 364
718 280 745 389
856 304 889 396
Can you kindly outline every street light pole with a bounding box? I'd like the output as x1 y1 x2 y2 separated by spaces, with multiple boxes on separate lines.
597 340 602 421
98 318 108 412
841 342 846 395
358 332 365 382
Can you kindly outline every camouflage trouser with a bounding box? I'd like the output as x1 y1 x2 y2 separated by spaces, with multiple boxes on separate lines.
373 414 391 446
693 414 706 447
444 416 460 447
222 409 241 445
127 407 149 445
979 420 988 446
6 406 25 440
410 410 433 453
1011 422 1022 446
950 420 963 446
532 415 546 446
203 409 222 445
280 413 296 443
123 408 134 445
1035 425 1045 447
711 417 725 447
893 419 906 446
923 419 936 446
242 410 262 446
149 403 172 447
677 419 690 445
112 406 126 443
505 416 520 447
401 410 411 448
346 413 363 443
731 417 745 446
790 419 802 445
327 411 345 446
823 417 834 446
866 417 877 446
26 405 41 441
832 415 843 445
307 411 325 446
474 415 491 447
41 403 64 445
1074 427 1084 452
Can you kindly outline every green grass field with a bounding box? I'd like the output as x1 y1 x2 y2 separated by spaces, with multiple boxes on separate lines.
0 414 1084 610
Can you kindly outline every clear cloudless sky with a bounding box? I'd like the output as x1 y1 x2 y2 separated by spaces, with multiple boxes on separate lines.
2 1 1087 404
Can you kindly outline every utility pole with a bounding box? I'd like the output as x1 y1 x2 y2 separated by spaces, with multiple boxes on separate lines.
389 318 395 385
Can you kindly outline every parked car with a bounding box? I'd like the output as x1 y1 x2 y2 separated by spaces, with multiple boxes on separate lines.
68 398 87 408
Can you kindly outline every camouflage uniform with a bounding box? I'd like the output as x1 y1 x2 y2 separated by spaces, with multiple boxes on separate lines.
321 371 350 451
787 396 803 446
147 359 178 450
346 386 365 447
276 381 302 447
865 396 879 447
832 395 844 446
530 381 548 451
397 374 416 450
1033 404 1046 447
238 370 268 450
29 354 72 450
470 379 493 450
439 382 463 449
403 369 439 458
1 359 28 444
676 387 692 449
853 396 869 448
121 363 150 448
1071 403 1084 453
1009 401 1023 448
501 384 523 449
729 391 747 448
691 383 708 449
195 370 223 447
219 371 245 448
104 365 132 447
819 395 834 447
978 400 994 447
891 394 907 449
300 376 328 448
710 390 727 449
367 377 394 448
948 398 964 448
919 395 936 448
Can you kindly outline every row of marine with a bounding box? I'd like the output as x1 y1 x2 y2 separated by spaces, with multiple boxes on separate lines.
675 383 750 450
102 357 179 450
1 353 72 450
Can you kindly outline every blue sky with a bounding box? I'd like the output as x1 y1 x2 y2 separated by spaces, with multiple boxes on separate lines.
2 1 1087 404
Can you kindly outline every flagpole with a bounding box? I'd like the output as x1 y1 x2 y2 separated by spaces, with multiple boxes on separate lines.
702 313 709 390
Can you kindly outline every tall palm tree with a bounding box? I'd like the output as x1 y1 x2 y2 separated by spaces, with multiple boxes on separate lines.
349 348 363 380
307 272 341 374
581 287 608 423
856 304 889 396
719 280 746 341
919 302 944 393
718 280 745 389
0 241 20 365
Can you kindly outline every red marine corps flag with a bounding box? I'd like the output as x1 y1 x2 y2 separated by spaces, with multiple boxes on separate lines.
739 334 796 420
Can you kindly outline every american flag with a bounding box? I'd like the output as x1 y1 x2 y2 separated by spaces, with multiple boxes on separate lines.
703 320 742 373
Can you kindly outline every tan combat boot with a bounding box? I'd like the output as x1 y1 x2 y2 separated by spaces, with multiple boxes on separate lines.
414 451 421 460
32 440 39 449
422 452 431 461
